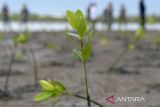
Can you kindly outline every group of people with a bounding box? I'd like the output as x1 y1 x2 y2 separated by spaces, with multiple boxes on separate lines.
1 3 29 31
1 1 146 32
87 0 146 31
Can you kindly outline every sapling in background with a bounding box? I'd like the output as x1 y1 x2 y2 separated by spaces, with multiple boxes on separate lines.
99 37 108 47
109 27 145 72
34 9 104 107
4 32 39 94
17 32 39 88
154 33 160 56
26 32 39 88
4 34 19 94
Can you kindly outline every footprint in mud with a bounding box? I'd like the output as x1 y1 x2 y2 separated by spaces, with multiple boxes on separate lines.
147 84 160 93
0 84 40 100
0 89 17 100
13 84 40 95
108 67 140 75
40 55 76 68
96 67 140 75
0 69 25 77
41 60 76 68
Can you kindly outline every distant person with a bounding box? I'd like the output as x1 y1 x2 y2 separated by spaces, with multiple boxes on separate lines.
139 0 146 30
20 4 29 31
87 4 91 21
87 2 97 34
2 3 10 23
21 4 29 23
119 4 127 30
104 3 113 30
2 3 11 31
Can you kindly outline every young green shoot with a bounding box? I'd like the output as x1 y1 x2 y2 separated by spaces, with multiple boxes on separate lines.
34 79 104 107
66 9 92 107
34 9 104 107
4 32 38 94
109 27 145 72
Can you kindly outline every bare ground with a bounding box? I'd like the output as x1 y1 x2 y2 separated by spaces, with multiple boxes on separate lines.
0 31 159 107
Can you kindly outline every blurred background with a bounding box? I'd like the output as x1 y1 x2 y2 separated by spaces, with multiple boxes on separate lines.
0 0 160 107
0 0 160 31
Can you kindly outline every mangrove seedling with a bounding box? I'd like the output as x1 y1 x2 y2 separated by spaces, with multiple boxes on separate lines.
109 27 145 72
17 32 39 88
4 34 19 94
4 32 39 94
34 10 104 107
66 9 92 107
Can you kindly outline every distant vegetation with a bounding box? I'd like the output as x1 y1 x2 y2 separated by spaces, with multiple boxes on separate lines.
0 13 160 23
0 13 66 22
98 15 160 23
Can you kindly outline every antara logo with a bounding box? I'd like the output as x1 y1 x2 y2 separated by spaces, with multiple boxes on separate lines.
105 95 146 104
105 95 115 104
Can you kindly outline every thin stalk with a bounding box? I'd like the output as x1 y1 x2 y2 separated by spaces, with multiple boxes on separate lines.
29 44 38 88
4 43 17 93
109 47 128 72
4 21 15 94
25 30 38 88
74 94 104 107
80 39 91 107
63 93 104 107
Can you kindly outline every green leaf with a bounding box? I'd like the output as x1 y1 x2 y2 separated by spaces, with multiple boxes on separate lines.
66 10 87 38
47 79 66 92
128 44 135 50
54 81 66 93
75 10 86 37
40 80 55 91
67 33 80 39
34 79 66 102
72 49 83 61
134 27 144 42
17 33 28 44
77 16 87 38
100 38 108 46
75 9 83 17
47 80 66 95
82 43 92 61
87 30 93 43
66 10 77 29
34 91 53 102
15 52 24 61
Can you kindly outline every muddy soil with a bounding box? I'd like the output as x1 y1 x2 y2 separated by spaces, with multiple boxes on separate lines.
0 31 160 107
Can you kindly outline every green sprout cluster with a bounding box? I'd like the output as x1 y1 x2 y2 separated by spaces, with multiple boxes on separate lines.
34 80 66 101
66 10 92 62
128 27 145 50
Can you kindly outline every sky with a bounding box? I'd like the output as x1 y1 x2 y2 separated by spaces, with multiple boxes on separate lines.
0 0 160 17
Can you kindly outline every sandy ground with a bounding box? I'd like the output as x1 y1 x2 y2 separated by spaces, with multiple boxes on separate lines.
0 31 160 107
